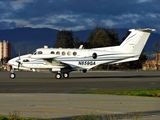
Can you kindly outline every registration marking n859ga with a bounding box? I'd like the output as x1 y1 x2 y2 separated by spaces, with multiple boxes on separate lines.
78 61 96 65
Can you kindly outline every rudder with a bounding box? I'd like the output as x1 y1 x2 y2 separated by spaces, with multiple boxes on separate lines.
119 28 155 54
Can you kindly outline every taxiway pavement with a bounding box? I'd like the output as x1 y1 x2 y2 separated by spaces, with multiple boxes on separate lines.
0 71 160 93
0 71 159 119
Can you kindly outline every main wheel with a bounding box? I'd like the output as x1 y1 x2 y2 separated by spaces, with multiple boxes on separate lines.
63 73 69 78
10 73 16 79
55 73 62 79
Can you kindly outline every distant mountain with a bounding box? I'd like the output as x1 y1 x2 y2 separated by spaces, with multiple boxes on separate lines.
0 27 58 57
0 27 159 57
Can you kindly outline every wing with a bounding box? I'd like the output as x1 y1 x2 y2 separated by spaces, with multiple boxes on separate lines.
30 54 60 59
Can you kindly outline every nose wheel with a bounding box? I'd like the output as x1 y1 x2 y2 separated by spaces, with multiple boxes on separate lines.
10 73 16 79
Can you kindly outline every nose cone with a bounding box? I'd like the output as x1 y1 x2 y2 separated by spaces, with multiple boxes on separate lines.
7 54 31 67
8 57 18 66
7 58 15 71
8 59 13 65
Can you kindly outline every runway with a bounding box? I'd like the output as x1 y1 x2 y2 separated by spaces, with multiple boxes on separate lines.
0 71 160 93
0 71 160 119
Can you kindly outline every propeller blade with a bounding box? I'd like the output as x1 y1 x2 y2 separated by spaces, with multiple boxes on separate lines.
16 59 21 70
16 51 21 70
18 50 21 61
18 62 21 70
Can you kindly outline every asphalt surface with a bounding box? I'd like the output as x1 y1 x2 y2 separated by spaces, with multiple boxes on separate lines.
0 70 160 119
0 71 160 93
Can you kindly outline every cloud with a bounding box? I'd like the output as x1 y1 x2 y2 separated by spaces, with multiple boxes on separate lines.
137 0 152 3
10 0 34 10
0 0 160 33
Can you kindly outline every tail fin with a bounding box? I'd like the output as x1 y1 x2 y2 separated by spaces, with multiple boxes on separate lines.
120 28 155 54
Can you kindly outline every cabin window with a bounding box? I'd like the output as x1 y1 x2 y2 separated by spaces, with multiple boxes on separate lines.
50 51 55 54
62 51 66 55
73 52 77 56
67 51 71 56
38 51 42 54
56 51 60 55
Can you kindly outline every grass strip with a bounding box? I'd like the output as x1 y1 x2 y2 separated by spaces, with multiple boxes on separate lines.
76 89 160 97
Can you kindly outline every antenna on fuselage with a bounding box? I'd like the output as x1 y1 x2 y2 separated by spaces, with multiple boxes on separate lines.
79 45 84 49
44 45 48 48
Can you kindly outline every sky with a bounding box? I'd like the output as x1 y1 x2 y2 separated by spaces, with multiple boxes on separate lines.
0 0 160 33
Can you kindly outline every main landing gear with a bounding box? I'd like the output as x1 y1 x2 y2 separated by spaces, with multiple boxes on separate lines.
55 72 69 79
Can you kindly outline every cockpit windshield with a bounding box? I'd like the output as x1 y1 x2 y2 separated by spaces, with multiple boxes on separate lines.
32 51 43 55
32 51 37 55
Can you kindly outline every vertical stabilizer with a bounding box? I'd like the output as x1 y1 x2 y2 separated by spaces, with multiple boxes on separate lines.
120 28 155 54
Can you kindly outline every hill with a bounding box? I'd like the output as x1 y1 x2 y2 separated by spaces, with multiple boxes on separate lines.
0 27 58 57
0 27 159 57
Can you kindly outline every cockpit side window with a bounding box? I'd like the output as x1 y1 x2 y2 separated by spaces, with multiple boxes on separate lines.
38 51 42 54
33 51 37 55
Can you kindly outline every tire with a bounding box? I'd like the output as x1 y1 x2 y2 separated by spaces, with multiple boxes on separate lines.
10 73 16 79
82 69 87 73
55 73 62 79
63 73 69 78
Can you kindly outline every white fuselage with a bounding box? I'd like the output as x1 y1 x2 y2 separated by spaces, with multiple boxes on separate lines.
8 48 138 72
7 28 155 79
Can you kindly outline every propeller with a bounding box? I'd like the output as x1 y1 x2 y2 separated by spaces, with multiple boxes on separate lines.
16 51 21 70
16 59 21 70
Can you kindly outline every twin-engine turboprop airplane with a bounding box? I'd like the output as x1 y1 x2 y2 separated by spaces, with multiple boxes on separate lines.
8 28 155 79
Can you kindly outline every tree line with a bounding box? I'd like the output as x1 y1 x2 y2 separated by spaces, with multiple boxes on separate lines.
53 26 147 70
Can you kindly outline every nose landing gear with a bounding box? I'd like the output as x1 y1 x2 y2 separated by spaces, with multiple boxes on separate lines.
9 65 16 79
